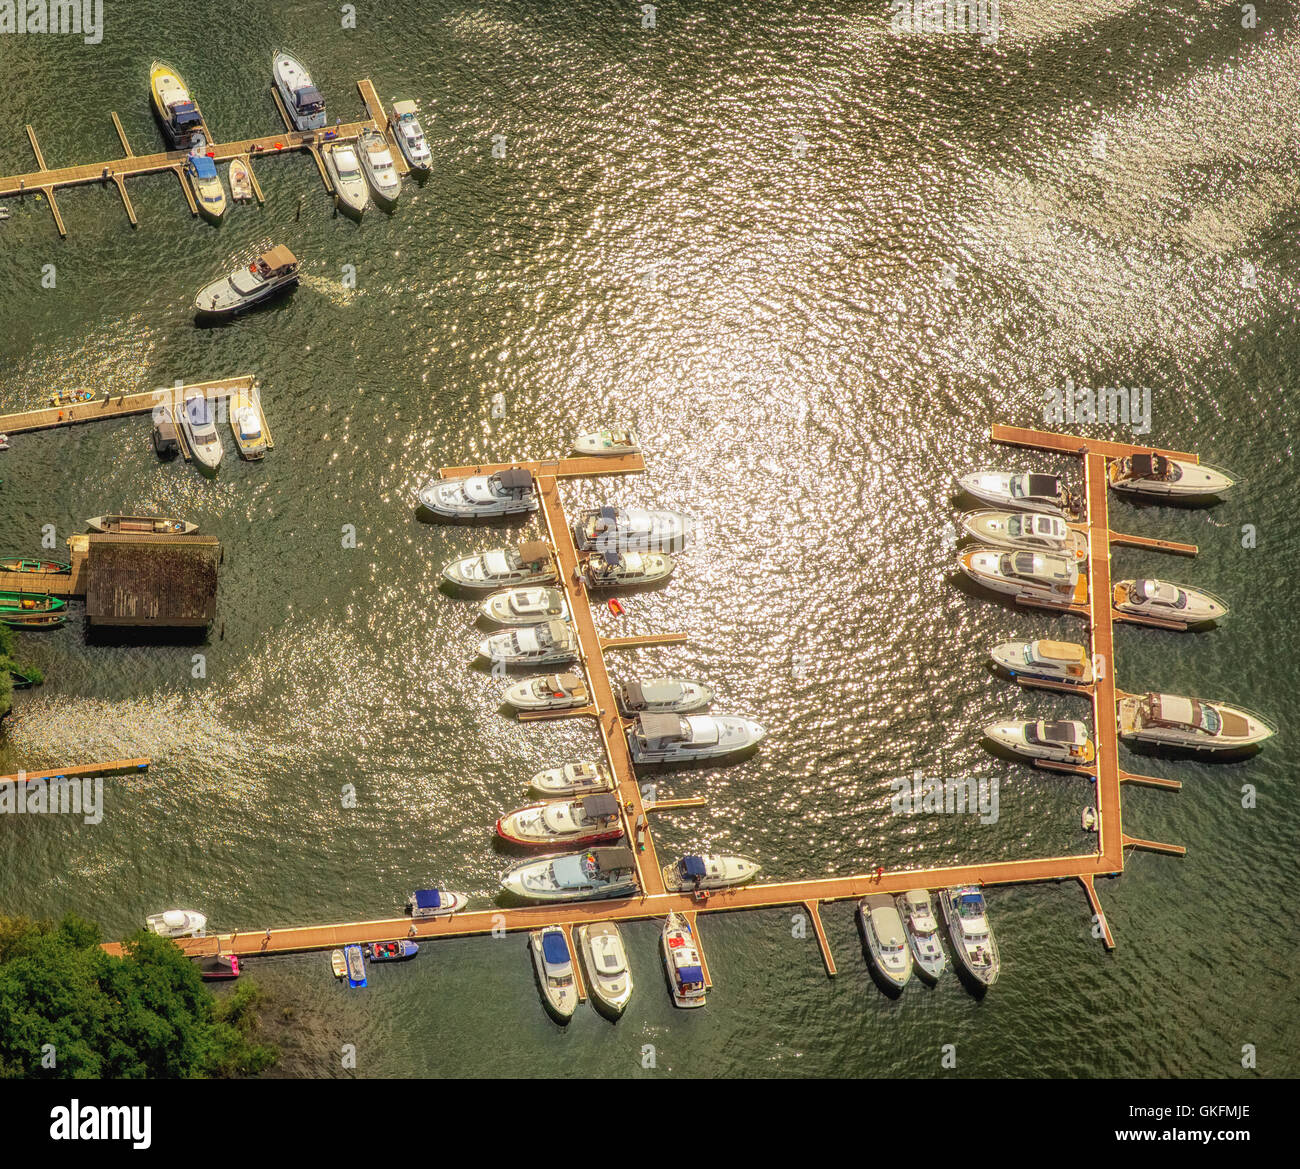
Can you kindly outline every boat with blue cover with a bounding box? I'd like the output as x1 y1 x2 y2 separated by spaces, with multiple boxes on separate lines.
368 940 418 962
406 888 469 918
661 853 760 892
184 152 227 223
662 911 706 1008
530 926 578 1020
344 943 367 987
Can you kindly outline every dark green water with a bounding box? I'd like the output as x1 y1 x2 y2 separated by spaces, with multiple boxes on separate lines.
1 1 1297 1077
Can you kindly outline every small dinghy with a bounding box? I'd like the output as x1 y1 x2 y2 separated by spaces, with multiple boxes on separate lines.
480 587 569 626
661 853 761 892
228 158 253 201
197 954 240 981
0 556 70 575
578 922 634 1017
368 940 419 962
0 612 66 629
528 761 614 797
344 943 367 988
531 926 578 1021
573 428 640 456
406 889 469 918
331 949 347 978
8 667 40 689
1082 806 1097 832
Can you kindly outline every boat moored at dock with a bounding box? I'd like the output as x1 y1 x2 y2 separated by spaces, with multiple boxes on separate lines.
528 761 614 797
229 389 267 460
330 949 347 978
960 509 1087 560
1 612 67 629
418 468 537 518
325 142 369 218
530 926 578 1021
577 922 634 1017
956 470 1070 515
662 912 706 1008
661 853 761 891
616 677 713 714
504 671 589 712
858 894 913 992
984 718 1095 766
896 889 948 982
369 940 418 962
150 61 206 150
573 428 640 456
273 51 326 130
358 128 401 204
939 886 999 988
584 549 675 588
0 556 70 575
0 592 65 614
344 943 367 987
88 515 198 535
990 639 1094 687
389 100 432 171
195 246 299 317
959 547 1086 606
502 847 639 902
442 541 555 589
228 159 253 201
1118 692 1274 752
497 793 624 847
184 152 226 223
407 889 469 918
1112 578 1227 626
573 506 694 554
145 909 207 938
479 619 578 668
480 586 568 626
179 390 224 472
1107 453 1234 499
628 712 765 764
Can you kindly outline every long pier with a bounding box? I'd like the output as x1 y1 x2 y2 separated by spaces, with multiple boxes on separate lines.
0 375 254 436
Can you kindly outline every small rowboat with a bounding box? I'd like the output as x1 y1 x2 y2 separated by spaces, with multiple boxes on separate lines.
229 158 253 201
0 556 70 575
8 667 41 688
0 592 64 613
0 612 66 629
1082 806 1097 832
48 389 94 407
368 940 418 962
330 949 347 978
87 514 199 536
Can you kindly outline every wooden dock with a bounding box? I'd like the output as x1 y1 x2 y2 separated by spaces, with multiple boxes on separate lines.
0 375 254 436
1 759 149 784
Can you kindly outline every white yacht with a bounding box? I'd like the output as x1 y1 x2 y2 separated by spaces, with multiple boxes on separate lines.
325 142 369 217
985 718 1095 766
179 391 224 472
479 619 577 667
959 548 1086 606
573 428 640 456
1112 578 1228 626
406 889 469 918
939 887 999 988
480 586 569 626
273 51 326 130
662 912 706 1008
503 671 589 712
616 677 713 715
528 761 614 797
662 853 760 891
957 470 1069 514
229 388 267 460
145 909 207 938
183 152 226 223
990 639 1094 687
1108 453 1234 499
150 61 205 150
417 468 537 518
627 713 765 764
496 793 624 848
1118 692 1274 752
358 128 401 204
502 847 638 901
960 510 1088 560
577 922 634 1017
584 550 676 589
573 506 694 554
194 246 299 317
442 541 555 589
895 889 948 982
530 926 578 1021
388 100 432 171
859 895 913 991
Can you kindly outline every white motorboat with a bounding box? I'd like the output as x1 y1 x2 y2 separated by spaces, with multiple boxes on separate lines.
956 470 1070 514
530 926 578 1021
1118 692 1274 752
859 895 913 991
504 671 589 712
895 889 948 982
273 50 326 130
406 889 469 918
228 389 267 460
145 908 207 938
627 713 765 764
417 468 537 518
984 718 1095 766
990 639 1094 687
502 847 639 901
325 142 369 217
1082 806 1097 832
661 853 760 891
662 911 706 1008
388 100 432 171
150 61 206 150
959 548 1086 606
1108 453 1234 499
528 761 614 797
584 550 676 589
179 391 224 472
616 677 713 715
480 587 569 626
497 793 624 847
194 245 299 317
1113 578 1228 626
573 428 640 456
939 887 999 988
228 158 253 201
183 152 226 223
573 506 695 554
578 922 634 1016
479 619 578 667
442 541 555 589
358 128 401 204
960 510 1088 561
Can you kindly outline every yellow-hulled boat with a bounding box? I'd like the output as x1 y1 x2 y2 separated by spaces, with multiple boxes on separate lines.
150 61 206 150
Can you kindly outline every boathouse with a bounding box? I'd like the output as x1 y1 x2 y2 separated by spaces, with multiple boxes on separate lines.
83 534 219 629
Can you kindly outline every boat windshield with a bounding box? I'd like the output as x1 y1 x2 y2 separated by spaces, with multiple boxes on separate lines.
1199 705 1221 735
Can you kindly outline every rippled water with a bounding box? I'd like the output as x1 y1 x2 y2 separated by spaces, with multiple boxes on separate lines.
1 1 1297 1077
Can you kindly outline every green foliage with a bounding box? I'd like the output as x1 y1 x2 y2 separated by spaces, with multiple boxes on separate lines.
0 914 278 1079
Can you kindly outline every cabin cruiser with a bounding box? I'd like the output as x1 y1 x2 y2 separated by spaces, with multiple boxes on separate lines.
990 639 1094 687
616 677 713 715
1118 692 1274 752
150 61 205 150
662 853 760 891
184 152 226 223
1113 578 1228 626
442 541 555 589
573 506 694 554
956 470 1070 514
985 718 1095 766
146 909 206 938
578 922 634 1016
960 510 1087 560
497 793 624 847
939 887 999 987
273 51 326 130
959 548 1086 606
584 549 675 589
479 619 577 667
662 912 706 1008
530 926 578 1021
228 389 267 460
1108 453 1234 499
325 142 369 218
529 761 613 797
88 515 198 535
406 889 469 918
418 468 537 518
179 391 224 472
480 587 568 626
389 100 432 171
895 889 947 982
504 672 589 712
859 895 913 991
358 128 401 204
194 246 299 317
502 847 639 901
627 712 765 764
573 428 640 456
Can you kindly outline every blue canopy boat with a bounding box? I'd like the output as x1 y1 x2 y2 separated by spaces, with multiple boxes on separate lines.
369 940 419 962
344 943 367 987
